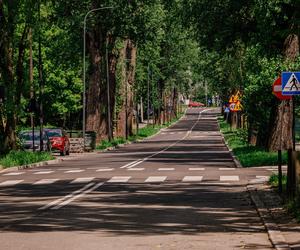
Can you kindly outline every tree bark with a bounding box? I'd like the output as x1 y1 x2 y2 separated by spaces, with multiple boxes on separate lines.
116 39 137 137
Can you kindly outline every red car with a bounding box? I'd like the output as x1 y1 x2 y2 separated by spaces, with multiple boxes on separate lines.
188 101 205 107
45 128 70 156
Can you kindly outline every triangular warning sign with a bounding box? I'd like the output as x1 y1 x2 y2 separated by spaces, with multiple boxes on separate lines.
283 73 300 92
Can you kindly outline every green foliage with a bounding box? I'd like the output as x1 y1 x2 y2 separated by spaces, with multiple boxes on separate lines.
219 117 288 167
0 151 54 168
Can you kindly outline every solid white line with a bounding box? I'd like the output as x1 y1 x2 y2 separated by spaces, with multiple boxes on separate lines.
0 180 23 187
145 176 167 183
119 109 210 170
52 182 104 210
220 176 239 181
38 182 94 210
107 176 131 183
126 160 143 169
71 177 95 184
34 171 54 175
34 179 59 185
182 176 203 182
120 160 141 169
3 172 25 176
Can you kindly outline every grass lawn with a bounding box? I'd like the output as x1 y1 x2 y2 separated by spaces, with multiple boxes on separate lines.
218 117 287 167
0 151 54 168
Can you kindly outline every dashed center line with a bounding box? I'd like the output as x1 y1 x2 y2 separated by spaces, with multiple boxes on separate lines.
189 168 205 171
96 168 114 172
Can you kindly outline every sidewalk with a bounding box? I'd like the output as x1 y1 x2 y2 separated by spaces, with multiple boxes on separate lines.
250 183 300 249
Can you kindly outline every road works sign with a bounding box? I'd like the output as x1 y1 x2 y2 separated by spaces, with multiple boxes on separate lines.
282 72 300 95
272 77 292 100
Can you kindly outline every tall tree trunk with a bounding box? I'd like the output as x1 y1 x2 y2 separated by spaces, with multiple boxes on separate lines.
86 30 106 142
116 39 137 137
267 34 299 151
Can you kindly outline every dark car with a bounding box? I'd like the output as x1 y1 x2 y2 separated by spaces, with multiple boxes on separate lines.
19 130 51 152
45 128 70 156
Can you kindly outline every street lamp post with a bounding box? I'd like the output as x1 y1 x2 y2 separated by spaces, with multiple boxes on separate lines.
83 6 113 149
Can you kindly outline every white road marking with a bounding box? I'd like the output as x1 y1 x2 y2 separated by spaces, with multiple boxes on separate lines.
120 109 210 170
127 168 145 171
65 170 84 173
34 171 54 175
38 182 94 210
219 168 236 171
58 168 80 171
3 172 25 176
52 182 104 210
96 168 114 172
158 168 174 171
126 160 144 169
182 176 203 182
189 168 205 171
220 176 239 181
145 176 167 183
0 180 23 187
34 179 59 185
107 176 131 183
71 177 95 184
256 176 269 181
120 160 141 169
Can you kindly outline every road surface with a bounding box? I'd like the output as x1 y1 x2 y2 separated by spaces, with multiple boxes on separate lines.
0 108 275 250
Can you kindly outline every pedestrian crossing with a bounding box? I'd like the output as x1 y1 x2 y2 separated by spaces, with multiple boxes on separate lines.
0 175 270 187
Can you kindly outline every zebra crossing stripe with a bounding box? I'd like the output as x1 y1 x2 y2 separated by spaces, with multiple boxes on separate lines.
182 176 203 182
107 176 131 183
0 180 24 187
34 179 59 185
145 176 167 183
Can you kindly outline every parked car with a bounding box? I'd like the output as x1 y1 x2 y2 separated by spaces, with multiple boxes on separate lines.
45 128 70 156
188 101 205 107
19 130 51 152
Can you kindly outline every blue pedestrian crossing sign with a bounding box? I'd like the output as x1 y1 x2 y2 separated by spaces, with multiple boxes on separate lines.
282 72 300 95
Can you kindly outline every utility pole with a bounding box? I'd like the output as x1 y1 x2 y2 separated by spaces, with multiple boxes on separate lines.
147 64 150 125
29 28 35 152
106 40 112 141
38 0 44 152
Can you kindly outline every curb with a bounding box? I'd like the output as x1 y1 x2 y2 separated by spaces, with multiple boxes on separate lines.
0 158 63 174
220 133 243 168
247 184 291 250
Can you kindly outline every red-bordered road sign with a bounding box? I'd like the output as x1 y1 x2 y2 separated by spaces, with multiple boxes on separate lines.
272 77 292 100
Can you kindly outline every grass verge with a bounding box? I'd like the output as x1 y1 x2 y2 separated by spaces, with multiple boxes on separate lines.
0 151 54 169
269 173 300 222
218 117 287 167
96 114 185 150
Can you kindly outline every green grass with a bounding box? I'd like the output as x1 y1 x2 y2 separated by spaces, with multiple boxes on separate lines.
269 173 300 222
0 151 54 168
96 113 185 150
218 117 287 167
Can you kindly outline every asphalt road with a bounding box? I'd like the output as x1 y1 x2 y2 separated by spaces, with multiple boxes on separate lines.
0 108 275 250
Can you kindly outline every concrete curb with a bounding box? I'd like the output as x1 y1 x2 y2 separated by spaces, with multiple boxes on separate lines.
247 184 291 250
220 133 243 168
0 158 63 174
